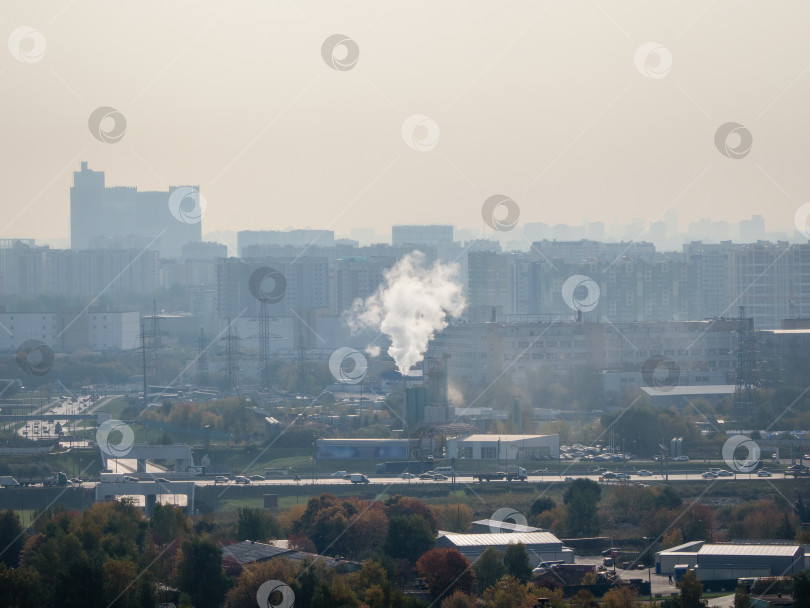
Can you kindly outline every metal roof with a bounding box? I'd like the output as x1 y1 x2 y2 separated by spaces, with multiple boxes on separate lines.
698 544 800 557
641 385 736 396
453 434 554 443
441 531 563 547
472 519 545 533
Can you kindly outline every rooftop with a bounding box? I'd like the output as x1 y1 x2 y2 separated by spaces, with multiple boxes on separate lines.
454 434 555 443
698 543 800 557
440 531 563 547
641 385 736 397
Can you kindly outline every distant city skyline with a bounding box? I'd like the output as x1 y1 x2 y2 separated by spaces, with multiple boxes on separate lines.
3 2 810 245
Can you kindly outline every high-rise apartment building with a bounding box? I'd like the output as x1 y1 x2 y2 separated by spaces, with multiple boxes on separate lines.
70 162 202 258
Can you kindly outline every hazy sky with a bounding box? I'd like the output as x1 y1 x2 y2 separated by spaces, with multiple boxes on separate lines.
3 1 810 242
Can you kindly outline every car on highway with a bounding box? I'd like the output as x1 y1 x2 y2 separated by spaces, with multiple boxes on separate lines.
717 470 734 477
154 478 170 483
757 470 773 477
249 475 265 481
602 471 617 479
701 471 718 479
637 470 653 476
400 473 416 479
673 455 690 462
69 478 82 484
615 473 631 480
234 476 250 484
418 473 435 480
214 476 230 484
330 471 348 478
124 476 139 482
432 474 449 481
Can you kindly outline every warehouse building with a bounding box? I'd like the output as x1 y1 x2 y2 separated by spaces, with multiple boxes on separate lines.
446 434 559 460
316 438 410 460
655 542 804 579
436 531 573 566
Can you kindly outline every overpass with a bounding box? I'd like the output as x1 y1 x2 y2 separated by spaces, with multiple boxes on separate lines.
99 444 194 473
95 480 196 516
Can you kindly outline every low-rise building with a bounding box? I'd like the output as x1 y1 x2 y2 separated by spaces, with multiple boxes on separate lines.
436 531 573 566
446 434 559 460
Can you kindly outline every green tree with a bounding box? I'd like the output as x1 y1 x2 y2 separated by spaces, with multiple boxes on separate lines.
174 537 230 608
384 514 435 565
563 478 601 536
235 507 280 542
503 542 532 583
473 547 505 593
529 497 556 517
0 509 24 567
734 582 751 608
678 570 707 608
794 571 810 608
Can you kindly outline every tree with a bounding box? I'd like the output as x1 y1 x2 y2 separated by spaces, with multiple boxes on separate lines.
734 582 751 608
441 590 479 608
482 574 536 608
416 548 475 601
384 515 435 564
563 478 601 536
678 570 707 608
503 542 532 583
0 509 24 568
384 495 439 534
571 588 597 608
174 537 230 608
235 507 280 542
602 586 638 608
529 497 556 517
794 571 810 608
149 503 188 546
473 547 506 593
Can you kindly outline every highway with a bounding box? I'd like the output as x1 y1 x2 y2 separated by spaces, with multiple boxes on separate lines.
41 469 791 490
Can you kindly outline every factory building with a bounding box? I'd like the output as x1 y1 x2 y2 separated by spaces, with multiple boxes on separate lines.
436 531 574 567
446 434 559 460
655 542 804 580
316 438 410 460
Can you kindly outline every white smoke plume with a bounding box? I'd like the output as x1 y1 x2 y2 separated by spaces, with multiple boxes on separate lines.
347 252 466 373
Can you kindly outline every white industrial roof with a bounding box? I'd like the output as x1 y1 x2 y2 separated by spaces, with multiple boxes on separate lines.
454 434 554 443
641 385 736 397
472 519 545 533
698 544 800 557
441 531 563 547
657 541 705 554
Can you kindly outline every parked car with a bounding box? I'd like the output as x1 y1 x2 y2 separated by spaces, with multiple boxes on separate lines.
602 547 621 556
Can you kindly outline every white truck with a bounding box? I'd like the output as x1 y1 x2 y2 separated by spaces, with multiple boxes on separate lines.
350 473 370 484
0 476 20 487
